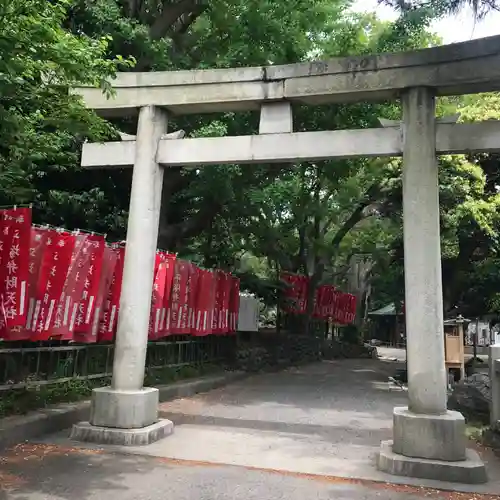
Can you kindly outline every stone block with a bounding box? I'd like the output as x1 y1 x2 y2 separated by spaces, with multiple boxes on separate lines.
259 102 293 134
378 440 487 484
70 419 173 446
393 407 466 461
90 387 159 429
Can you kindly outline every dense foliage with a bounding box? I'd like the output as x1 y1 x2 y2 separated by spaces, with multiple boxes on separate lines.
0 0 498 326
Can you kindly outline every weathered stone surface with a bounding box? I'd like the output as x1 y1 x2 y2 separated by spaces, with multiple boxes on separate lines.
90 387 159 429
378 440 488 484
82 122 500 169
74 35 500 115
447 373 491 424
392 407 466 461
70 419 173 446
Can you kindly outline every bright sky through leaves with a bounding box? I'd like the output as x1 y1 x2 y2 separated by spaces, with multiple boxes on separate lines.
352 0 500 44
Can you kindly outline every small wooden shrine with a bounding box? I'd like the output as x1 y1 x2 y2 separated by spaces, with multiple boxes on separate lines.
443 316 469 382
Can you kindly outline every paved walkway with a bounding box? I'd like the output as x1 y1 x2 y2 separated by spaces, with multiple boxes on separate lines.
1 360 500 499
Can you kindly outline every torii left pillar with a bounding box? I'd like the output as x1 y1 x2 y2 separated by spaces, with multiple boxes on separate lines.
71 106 174 445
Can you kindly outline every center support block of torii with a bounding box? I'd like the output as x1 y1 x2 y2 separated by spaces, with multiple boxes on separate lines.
71 105 173 446
377 87 487 484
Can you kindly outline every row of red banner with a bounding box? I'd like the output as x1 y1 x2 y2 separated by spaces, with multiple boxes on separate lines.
0 207 240 342
280 272 356 324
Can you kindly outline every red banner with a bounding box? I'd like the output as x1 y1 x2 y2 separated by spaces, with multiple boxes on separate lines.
0 209 254 341
149 252 175 340
325 286 337 318
186 262 200 335
0 208 32 338
313 285 325 318
193 269 216 336
332 291 357 325
24 228 48 336
218 272 232 335
159 253 176 337
98 245 125 342
169 259 190 334
30 230 75 341
51 234 89 340
228 276 240 333
71 234 106 340
333 289 342 324
312 285 337 319
281 272 309 314
86 245 117 343
211 270 223 334
346 293 357 324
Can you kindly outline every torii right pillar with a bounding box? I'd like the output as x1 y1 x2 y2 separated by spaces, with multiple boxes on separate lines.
378 87 487 484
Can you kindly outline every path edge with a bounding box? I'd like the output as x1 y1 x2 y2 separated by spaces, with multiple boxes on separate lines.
0 370 247 451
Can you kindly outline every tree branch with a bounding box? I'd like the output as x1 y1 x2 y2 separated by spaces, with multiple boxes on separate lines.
158 197 221 250
149 0 207 40
330 184 381 249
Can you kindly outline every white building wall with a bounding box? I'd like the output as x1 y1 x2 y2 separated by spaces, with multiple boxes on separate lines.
237 294 260 332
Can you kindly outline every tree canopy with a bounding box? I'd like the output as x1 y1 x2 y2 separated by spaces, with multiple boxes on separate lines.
0 0 498 327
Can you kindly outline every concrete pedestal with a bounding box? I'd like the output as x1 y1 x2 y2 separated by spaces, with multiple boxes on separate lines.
71 386 174 446
378 441 488 484
71 420 173 446
377 406 486 484
90 387 159 429
392 407 466 461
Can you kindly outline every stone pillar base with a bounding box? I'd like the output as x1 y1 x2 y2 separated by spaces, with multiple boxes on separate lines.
90 386 159 429
393 407 466 461
378 441 487 484
70 419 174 446
70 386 174 446
378 407 487 484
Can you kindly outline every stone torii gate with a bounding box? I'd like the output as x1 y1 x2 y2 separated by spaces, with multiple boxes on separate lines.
71 35 500 484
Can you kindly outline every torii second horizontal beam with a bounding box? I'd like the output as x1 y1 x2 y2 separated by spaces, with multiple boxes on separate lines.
81 121 500 169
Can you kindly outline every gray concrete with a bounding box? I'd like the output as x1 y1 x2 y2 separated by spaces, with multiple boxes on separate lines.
490 343 500 428
386 86 483 481
90 387 159 429
0 371 246 451
1 442 477 500
259 102 293 134
378 440 488 484
81 121 500 169
112 105 168 392
402 87 448 416
34 360 500 495
72 105 170 446
392 408 466 461
73 35 500 115
70 419 173 446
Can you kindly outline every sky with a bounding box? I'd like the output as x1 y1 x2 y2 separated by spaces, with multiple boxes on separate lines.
352 0 500 44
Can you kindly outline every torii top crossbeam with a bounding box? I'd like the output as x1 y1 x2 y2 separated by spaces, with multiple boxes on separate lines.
75 35 500 116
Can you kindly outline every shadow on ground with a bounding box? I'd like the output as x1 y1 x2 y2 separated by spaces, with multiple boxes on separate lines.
1 442 499 500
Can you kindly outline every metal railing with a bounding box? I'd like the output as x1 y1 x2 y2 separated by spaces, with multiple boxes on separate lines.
0 336 236 391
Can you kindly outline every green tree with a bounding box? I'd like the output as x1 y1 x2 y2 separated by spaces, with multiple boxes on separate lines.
48 0 350 246
370 92 500 318
0 0 132 230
